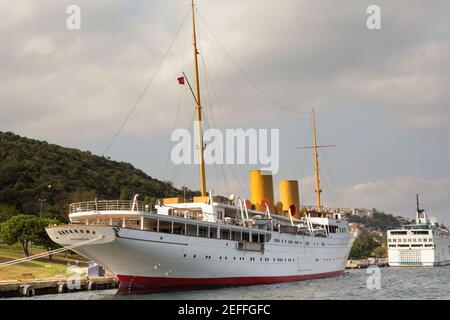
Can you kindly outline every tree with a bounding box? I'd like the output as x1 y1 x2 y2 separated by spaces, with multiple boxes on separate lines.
0 215 57 257
33 217 60 260
350 232 380 259
372 245 387 258
0 203 18 223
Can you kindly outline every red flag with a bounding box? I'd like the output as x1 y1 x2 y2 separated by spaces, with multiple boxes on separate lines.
177 76 185 85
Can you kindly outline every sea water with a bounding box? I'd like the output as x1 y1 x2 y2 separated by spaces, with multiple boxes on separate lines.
11 266 450 300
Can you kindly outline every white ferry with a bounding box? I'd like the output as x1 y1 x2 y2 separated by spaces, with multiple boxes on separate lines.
387 195 450 267
46 0 355 294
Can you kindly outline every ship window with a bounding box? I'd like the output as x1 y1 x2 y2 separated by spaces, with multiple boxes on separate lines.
260 234 266 243
199 226 208 238
124 219 140 230
159 220 172 234
429 238 433 242
391 231 407 235
274 239 280 243
220 229 230 240
173 222 186 235
252 233 259 243
210 227 217 239
111 218 122 227
294 241 299 245
423 238 427 242
242 232 250 242
231 230 241 241
143 218 158 232
186 224 198 237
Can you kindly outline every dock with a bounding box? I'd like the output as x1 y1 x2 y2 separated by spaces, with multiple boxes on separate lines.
0 276 118 298
346 258 389 269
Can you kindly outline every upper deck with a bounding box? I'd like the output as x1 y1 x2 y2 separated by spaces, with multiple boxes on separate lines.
67 198 350 239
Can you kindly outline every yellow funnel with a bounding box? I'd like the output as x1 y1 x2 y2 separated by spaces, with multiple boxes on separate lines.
279 180 300 218
249 170 275 212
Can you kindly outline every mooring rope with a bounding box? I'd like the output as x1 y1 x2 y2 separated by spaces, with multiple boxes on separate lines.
0 236 103 268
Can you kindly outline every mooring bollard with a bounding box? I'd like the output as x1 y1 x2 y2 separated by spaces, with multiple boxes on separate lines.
57 282 68 294
21 285 35 297
87 280 96 291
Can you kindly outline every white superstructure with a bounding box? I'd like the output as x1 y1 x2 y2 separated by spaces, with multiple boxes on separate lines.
387 196 450 267
46 197 354 294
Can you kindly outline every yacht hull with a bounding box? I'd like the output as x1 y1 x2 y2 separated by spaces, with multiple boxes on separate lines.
46 224 354 295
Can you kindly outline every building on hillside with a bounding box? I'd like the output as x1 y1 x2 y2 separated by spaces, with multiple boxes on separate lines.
348 223 364 236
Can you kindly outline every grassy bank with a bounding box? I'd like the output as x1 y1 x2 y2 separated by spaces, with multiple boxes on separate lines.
0 244 88 281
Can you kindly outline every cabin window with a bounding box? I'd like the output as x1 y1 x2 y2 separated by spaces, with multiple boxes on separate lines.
199 226 208 238
159 220 172 234
173 222 186 235
186 224 198 237
242 232 250 242
259 234 266 243
124 219 140 229
209 227 217 239
143 218 158 232
111 218 122 227
220 229 231 240
231 230 241 241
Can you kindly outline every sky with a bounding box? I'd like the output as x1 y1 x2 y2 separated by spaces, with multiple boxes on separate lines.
1 0 450 224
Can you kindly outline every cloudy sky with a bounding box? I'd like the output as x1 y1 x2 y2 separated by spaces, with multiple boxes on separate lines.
1 0 450 223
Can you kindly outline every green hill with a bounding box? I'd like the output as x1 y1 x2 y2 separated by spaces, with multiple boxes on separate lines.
0 131 196 221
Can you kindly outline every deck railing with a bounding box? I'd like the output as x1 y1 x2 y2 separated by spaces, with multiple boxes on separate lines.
69 200 147 214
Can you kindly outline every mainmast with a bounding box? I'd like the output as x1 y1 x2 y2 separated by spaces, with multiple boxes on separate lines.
297 110 335 214
312 109 322 212
191 0 207 197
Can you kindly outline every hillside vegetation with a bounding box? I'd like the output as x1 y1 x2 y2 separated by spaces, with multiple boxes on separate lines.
0 131 196 221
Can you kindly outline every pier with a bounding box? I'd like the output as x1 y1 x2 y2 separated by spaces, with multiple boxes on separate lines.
346 258 389 269
0 276 118 298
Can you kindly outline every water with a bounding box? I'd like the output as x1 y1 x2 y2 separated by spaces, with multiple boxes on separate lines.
12 266 450 300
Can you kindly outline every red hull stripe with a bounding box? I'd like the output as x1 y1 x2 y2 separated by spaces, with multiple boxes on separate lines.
117 270 344 295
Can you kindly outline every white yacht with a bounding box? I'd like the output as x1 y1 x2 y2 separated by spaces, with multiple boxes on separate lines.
46 0 355 294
